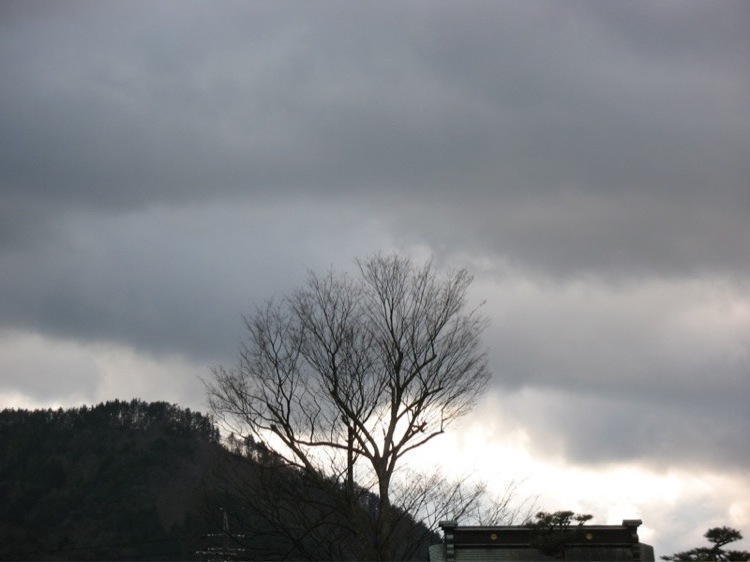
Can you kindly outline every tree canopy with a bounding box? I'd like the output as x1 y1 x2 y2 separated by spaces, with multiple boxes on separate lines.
662 526 750 561
207 254 491 559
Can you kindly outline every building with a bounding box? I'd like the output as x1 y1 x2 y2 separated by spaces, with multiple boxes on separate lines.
429 519 655 561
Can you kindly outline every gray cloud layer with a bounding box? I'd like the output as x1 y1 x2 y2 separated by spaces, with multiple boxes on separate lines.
1 1 749 480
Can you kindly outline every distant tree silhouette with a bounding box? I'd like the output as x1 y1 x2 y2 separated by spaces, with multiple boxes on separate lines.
661 526 750 561
529 510 594 558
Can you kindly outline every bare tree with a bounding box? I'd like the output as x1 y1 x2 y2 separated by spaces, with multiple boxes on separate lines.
390 469 538 559
207 254 490 560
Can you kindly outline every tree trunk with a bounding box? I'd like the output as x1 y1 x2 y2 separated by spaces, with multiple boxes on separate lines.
346 424 354 503
375 469 393 561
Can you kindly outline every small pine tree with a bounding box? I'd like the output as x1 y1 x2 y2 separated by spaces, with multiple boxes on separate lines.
662 526 750 561
529 510 594 558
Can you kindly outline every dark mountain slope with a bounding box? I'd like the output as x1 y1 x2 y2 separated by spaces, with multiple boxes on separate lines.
0 400 220 560
0 399 436 561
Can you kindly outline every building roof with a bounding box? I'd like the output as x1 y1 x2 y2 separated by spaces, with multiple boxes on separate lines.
429 519 655 562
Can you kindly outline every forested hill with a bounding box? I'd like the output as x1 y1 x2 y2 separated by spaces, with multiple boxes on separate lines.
0 399 223 560
0 399 436 561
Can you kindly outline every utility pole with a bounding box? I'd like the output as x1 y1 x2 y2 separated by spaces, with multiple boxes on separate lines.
196 508 248 561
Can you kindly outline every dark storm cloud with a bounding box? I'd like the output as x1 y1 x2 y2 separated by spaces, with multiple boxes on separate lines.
402 192 750 278
2 1 748 280
0 201 391 362
3 2 747 205
1 0 749 481
501 384 750 472
474 273 750 471
2 1 480 209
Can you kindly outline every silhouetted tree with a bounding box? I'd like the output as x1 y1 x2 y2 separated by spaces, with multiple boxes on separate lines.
529 510 594 558
207 254 491 560
661 526 750 561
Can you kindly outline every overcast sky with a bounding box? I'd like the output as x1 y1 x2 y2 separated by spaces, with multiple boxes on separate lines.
1 0 749 556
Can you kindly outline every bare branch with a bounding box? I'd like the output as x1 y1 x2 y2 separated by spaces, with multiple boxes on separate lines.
207 254 492 560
